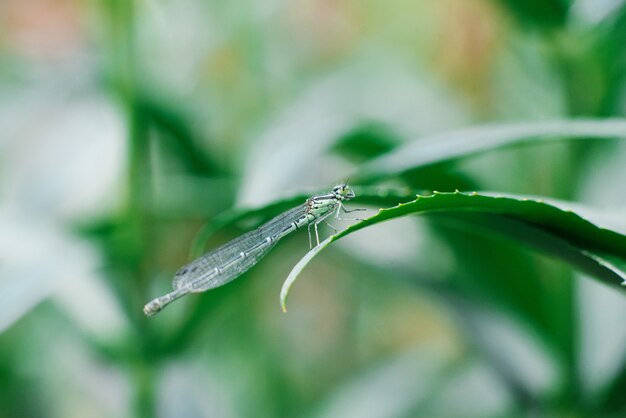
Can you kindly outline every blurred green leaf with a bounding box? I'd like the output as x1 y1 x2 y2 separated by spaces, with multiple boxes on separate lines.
591 7 626 115
353 119 626 184
597 359 626 417
330 122 401 162
497 0 572 29
137 96 222 177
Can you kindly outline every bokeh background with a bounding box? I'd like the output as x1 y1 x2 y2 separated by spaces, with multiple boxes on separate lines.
1 0 626 417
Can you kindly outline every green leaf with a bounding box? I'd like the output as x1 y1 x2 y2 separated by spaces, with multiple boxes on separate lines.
330 122 401 162
497 0 572 29
353 119 626 184
280 236 333 313
137 95 221 177
280 191 626 311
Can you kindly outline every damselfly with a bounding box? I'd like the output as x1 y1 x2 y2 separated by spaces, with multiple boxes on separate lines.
143 184 364 316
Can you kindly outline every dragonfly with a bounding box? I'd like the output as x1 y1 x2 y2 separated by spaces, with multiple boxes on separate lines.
143 183 364 316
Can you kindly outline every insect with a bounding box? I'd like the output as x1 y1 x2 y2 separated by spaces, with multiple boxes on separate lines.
143 183 364 316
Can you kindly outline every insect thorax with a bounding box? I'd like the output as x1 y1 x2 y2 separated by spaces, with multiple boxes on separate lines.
307 195 337 218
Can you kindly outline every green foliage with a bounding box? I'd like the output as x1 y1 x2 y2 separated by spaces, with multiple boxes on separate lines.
3 0 626 417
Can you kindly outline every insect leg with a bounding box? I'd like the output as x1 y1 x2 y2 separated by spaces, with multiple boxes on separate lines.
314 223 320 246
323 219 337 234
336 202 365 221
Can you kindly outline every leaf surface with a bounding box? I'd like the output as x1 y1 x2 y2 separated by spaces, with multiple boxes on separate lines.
280 191 626 310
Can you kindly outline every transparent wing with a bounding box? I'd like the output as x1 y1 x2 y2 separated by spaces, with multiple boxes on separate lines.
173 203 308 291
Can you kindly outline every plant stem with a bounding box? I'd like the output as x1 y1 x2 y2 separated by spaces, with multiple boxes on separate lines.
103 1 159 417
132 359 157 418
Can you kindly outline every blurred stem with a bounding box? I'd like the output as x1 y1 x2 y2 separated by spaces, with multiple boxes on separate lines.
103 0 158 417
131 360 157 418
547 32 597 410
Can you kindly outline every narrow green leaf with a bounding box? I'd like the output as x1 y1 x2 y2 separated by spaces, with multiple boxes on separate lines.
280 191 626 311
280 236 332 313
354 119 626 184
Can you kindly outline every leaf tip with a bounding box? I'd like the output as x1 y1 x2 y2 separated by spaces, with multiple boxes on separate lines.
280 291 289 313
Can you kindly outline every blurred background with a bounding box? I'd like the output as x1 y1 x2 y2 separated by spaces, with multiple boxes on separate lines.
1 0 626 417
